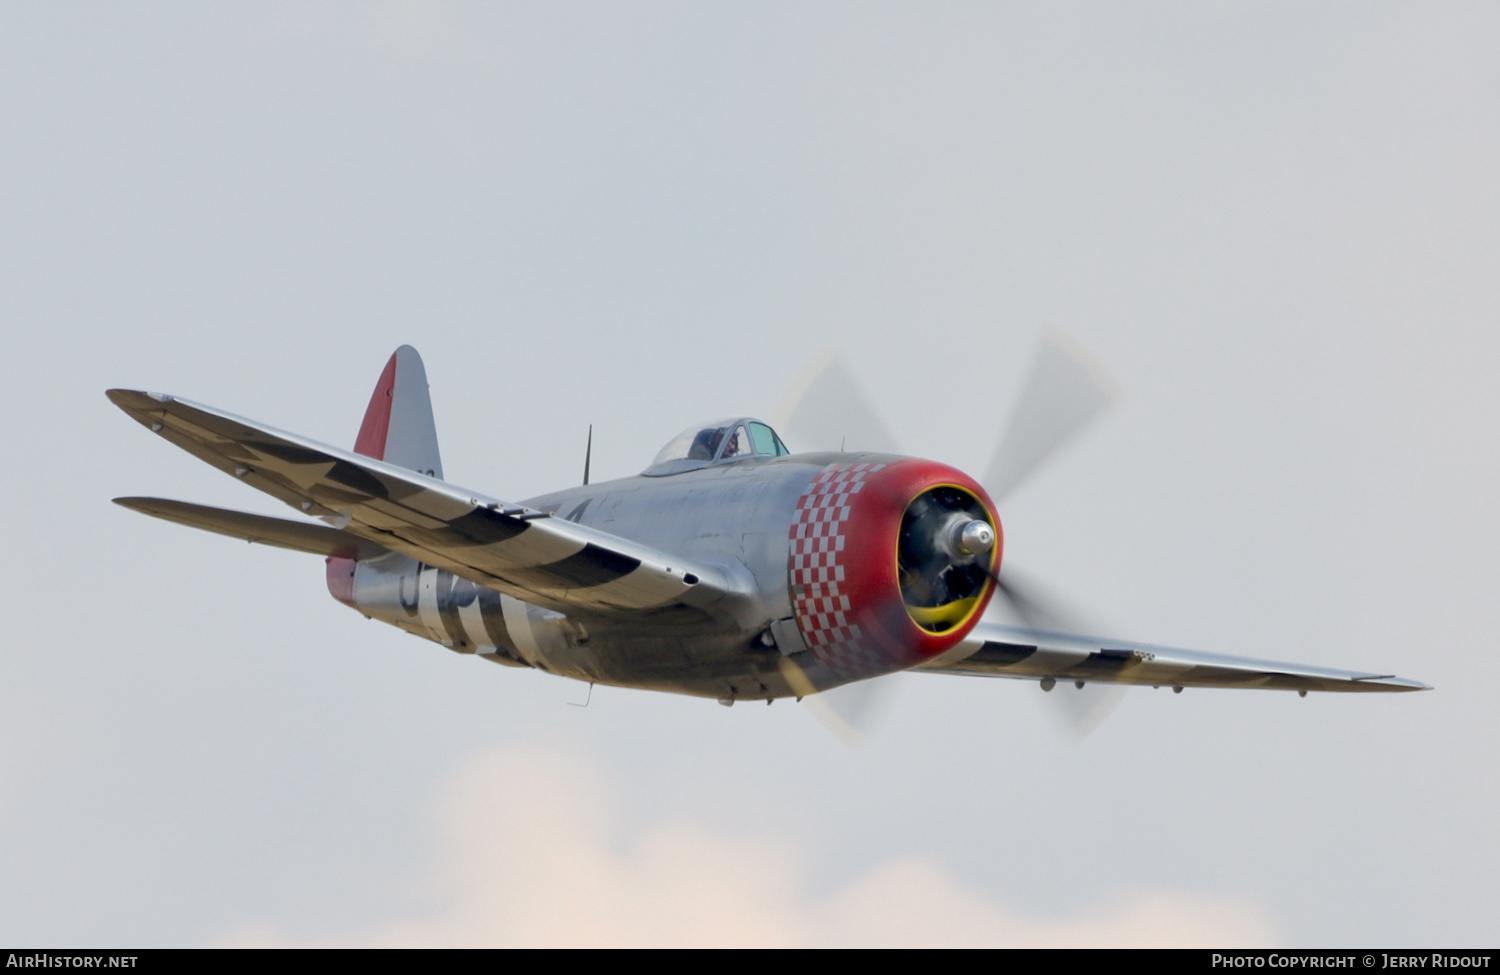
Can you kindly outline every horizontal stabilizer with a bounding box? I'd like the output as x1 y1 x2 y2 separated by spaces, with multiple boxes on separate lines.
114 497 389 559
921 619 1430 694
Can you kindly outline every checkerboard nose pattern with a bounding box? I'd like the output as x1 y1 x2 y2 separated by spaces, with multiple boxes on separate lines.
789 462 886 680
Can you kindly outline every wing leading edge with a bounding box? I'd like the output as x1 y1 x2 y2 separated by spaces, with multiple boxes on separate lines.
107 389 748 617
920 618 1429 693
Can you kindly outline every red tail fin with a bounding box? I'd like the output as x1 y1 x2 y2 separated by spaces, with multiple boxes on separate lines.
354 353 399 460
328 346 443 606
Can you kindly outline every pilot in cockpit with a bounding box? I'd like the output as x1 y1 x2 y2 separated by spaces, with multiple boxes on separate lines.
688 426 725 461
645 418 790 475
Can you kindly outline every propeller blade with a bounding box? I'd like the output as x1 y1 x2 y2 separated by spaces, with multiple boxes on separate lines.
1046 680 1127 743
806 678 897 746
992 571 1074 634
988 566 1127 741
773 338 1127 741
778 656 896 746
982 330 1120 503
775 347 901 455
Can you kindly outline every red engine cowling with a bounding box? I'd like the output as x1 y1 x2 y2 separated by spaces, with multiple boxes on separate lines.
788 458 1002 682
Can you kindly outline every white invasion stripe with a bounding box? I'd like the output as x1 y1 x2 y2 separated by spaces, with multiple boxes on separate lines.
417 565 451 645
1015 646 1093 674
500 593 543 665
457 595 495 655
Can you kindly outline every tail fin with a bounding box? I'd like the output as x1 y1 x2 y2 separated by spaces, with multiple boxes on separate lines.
353 345 443 479
329 345 442 606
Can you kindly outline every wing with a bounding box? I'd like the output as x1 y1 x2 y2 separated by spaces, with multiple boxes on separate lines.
919 618 1429 693
107 389 748 617
113 497 391 559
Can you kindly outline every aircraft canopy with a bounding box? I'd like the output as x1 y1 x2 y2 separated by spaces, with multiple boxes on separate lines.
645 418 789 476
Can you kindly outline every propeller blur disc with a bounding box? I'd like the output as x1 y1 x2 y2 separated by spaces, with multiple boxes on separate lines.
988 566 1129 741
775 347 900 455
982 330 1121 503
775 333 1125 743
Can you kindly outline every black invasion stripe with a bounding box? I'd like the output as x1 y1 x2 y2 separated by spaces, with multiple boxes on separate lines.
435 570 466 647
244 440 332 465
446 507 531 544
474 587 523 658
975 641 1037 666
325 459 390 498
1070 649 1140 676
532 543 641 588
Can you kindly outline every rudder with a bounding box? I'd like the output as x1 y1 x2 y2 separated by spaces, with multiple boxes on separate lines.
353 345 443 479
329 345 443 606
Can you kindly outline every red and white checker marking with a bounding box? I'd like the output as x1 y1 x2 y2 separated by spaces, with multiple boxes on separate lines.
789 462 886 680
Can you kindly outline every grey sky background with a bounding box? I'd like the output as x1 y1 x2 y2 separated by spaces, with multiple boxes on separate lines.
1 2 1496 946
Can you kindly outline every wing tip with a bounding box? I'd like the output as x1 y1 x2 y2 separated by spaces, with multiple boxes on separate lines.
1351 675 1433 692
106 388 174 412
113 496 172 517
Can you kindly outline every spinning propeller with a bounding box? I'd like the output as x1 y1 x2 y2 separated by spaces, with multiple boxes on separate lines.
776 330 1122 742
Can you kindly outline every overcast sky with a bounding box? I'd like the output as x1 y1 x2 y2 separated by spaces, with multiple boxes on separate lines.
1 2 1496 946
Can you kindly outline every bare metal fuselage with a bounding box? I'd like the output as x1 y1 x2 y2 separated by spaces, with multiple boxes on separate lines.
345 452 855 702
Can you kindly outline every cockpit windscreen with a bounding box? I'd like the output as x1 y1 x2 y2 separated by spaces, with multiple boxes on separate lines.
645 418 789 475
